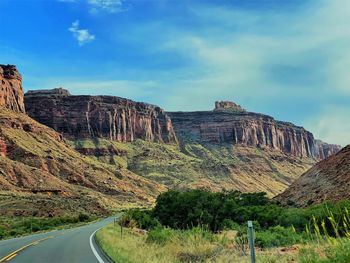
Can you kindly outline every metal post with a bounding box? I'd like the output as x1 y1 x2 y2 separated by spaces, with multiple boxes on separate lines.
247 221 256 263
120 224 123 239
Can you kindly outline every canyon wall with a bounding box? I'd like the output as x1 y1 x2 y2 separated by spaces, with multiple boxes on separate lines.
25 88 177 143
0 64 25 113
168 106 341 159
314 140 342 160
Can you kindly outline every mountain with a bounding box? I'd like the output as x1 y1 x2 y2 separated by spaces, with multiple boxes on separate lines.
25 88 177 143
0 65 164 217
168 102 340 159
0 64 343 217
23 85 340 197
276 145 350 207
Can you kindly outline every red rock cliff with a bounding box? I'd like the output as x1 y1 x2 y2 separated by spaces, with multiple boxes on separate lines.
0 64 25 113
168 102 340 159
25 88 177 143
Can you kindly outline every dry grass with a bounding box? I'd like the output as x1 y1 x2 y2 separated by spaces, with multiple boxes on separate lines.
96 224 300 263
72 138 315 197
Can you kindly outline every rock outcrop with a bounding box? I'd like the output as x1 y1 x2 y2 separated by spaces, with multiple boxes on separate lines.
0 64 25 113
276 144 350 206
26 87 71 97
25 88 177 143
0 137 6 157
314 140 341 160
168 102 341 159
214 101 246 112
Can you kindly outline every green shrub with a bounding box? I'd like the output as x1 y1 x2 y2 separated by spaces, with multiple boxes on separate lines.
146 227 174 245
120 209 161 230
254 226 303 248
153 190 280 231
78 213 90 222
0 214 94 240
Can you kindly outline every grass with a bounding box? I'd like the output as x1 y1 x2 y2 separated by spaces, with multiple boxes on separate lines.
96 224 301 263
69 138 315 197
97 223 350 263
0 213 93 240
96 196 350 263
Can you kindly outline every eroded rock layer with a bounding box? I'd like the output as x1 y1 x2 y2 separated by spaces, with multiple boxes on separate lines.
168 109 340 159
25 89 177 143
0 65 25 113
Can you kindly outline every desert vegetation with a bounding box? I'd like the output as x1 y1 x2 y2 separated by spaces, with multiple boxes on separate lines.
0 213 92 240
97 190 350 262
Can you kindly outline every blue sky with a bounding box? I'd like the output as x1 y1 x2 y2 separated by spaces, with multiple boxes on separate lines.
0 0 349 146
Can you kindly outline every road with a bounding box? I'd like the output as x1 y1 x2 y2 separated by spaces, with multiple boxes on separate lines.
0 217 115 263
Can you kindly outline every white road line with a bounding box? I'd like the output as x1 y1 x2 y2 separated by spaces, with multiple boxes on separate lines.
89 228 105 263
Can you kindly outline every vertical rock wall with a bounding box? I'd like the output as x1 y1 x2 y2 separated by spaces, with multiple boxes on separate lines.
25 89 177 143
168 110 340 159
0 65 25 113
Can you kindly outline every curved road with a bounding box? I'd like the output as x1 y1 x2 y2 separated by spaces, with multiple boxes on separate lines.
0 217 115 263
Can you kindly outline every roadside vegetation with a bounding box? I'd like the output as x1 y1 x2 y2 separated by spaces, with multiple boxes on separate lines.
0 213 92 240
97 190 350 262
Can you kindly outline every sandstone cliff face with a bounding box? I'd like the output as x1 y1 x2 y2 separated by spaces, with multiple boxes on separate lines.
25 89 177 143
168 106 340 159
276 145 350 206
314 140 341 160
0 64 25 113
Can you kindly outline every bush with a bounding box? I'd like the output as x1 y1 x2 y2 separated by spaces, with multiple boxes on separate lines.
120 209 160 230
78 213 90 222
153 190 279 232
146 227 174 244
0 214 94 240
254 226 303 248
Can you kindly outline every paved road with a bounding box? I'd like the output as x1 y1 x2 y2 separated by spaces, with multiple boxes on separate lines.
0 217 115 263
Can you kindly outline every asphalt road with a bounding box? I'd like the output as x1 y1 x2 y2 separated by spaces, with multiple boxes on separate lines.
0 217 115 263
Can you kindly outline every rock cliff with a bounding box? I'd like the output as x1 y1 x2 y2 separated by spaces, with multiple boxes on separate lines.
0 64 25 113
25 88 177 143
314 140 342 160
214 101 246 112
168 103 341 159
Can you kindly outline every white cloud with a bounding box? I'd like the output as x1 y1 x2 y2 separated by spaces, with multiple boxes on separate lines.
59 0 127 13
111 0 350 144
88 0 126 14
68 20 95 46
305 106 350 147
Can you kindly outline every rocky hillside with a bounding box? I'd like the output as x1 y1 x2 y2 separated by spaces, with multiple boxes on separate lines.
25 88 177 143
0 64 25 113
168 102 340 159
0 69 166 216
23 87 341 197
0 106 165 216
276 145 350 206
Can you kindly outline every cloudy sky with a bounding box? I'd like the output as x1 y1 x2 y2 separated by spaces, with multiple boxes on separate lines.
0 0 349 146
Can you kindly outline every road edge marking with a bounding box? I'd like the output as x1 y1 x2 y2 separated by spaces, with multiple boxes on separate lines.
89 228 105 263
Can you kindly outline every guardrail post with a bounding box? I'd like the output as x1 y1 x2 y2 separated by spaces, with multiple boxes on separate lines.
247 220 256 263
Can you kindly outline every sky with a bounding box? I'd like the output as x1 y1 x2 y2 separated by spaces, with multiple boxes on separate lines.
0 0 349 146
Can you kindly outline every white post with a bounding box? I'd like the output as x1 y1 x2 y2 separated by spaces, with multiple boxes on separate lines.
247 220 256 263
